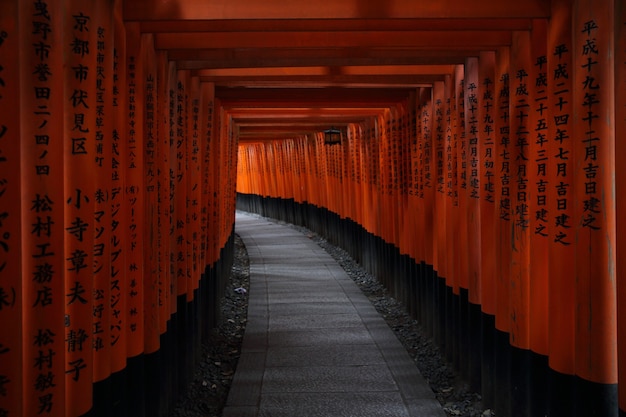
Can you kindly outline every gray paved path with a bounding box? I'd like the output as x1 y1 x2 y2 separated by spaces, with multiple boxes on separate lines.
223 211 446 417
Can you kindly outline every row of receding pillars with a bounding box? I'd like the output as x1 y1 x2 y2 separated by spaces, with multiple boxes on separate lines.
0 1 239 416
236 2 626 414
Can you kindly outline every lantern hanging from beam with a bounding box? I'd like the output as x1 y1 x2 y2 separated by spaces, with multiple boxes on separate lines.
323 127 342 145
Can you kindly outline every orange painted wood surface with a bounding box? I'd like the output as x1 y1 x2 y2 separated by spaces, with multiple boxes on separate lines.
432 81 446 279
508 30 532 351
528 19 549 357
547 0 576 378
464 57 481 306
478 51 496 316
125 0 549 21
92 0 114 383
110 3 128 375
1 3 23 416
124 22 146 362
142 32 160 355
64 2 97 413
494 46 511 334
616 0 626 411
572 0 617 385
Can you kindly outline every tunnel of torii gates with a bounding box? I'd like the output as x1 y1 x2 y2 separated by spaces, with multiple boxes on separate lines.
2 0 626 416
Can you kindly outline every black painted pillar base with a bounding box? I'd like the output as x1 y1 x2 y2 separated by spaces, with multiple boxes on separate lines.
481 314 496 410
494 329 511 417
126 354 145 417
92 377 112 417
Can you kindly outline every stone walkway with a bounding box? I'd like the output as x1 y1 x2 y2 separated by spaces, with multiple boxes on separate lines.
223 211 446 417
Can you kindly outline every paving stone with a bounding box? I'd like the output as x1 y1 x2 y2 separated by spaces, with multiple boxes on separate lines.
223 212 447 417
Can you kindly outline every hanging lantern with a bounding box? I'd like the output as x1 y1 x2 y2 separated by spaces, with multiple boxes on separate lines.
323 126 342 145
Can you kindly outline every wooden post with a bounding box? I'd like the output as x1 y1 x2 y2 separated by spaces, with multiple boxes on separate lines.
478 50 497 408
20 0 68 411
1 3 23 416
92 0 114 397
123 22 147 417
546 1 577 414
464 56 482 393
64 2 98 413
526 18 551 416
433 81 446 281
615 0 626 414
156 51 170 342
509 29 533 416
110 0 128 383
572 0 617 415
494 45 512 417
141 33 159 360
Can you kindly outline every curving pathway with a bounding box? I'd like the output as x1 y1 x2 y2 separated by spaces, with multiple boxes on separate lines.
223 211 446 417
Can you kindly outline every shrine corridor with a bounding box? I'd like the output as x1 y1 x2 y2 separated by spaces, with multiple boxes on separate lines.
1 0 626 416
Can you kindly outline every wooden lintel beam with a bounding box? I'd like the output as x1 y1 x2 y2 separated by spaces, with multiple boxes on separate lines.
221 99 405 109
215 87 414 110
238 125 333 133
237 137 308 143
194 65 455 76
176 56 469 70
168 47 481 67
199 75 444 88
124 0 549 21
228 108 386 117
232 115 380 123
218 87 410 101
154 30 512 50
235 117 372 128
138 18 534 33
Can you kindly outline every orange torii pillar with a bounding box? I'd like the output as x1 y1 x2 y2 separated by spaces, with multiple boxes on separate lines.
419 87 435 338
572 0 617 415
155 51 169 355
348 126 363 243
400 105 413 306
478 50 497 409
441 73 454 363
1 3 24 417
391 107 404 285
174 68 191 396
140 30 162 417
91 1 114 413
432 81 447 353
453 65 470 378
155 50 174 413
464 56 482 394
64 2 98 415
110 3 129 413
200 81 215 342
7 1 69 416
528 18 550 416
406 93 422 320
445 69 461 369
509 28 533 417
379 110 392 291
494 45 512 417
164 58 180 408
362 121 377 273
617 1 626 416
451 64 466 375
546 0 576 415
187 75 203 371
124 22 147 417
